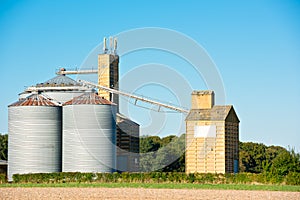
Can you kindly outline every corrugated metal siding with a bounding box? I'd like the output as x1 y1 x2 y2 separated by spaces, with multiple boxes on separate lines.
62 104 116 172
8 106 62 181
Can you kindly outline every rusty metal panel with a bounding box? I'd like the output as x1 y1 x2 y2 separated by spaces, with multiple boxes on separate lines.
9 94 59 107
63 93 115 106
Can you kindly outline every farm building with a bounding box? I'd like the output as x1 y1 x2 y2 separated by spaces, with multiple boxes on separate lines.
7 38 140 181
185 91 239 174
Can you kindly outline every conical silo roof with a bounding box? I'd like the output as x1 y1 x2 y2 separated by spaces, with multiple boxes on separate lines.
63 93 115 106
8 94 60 107
42 75 80 86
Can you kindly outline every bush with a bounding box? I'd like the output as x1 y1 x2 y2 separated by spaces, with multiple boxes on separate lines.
0 173 6 184
285 172 300 185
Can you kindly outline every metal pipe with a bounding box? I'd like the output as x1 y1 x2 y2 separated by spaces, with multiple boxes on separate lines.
78 80 189 114
56 69 98 75
25 86 90 92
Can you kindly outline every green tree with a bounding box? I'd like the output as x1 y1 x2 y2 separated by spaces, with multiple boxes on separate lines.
161 135 176 146
140 136 161 153
140 134 185 172
239 141 300 178
155 134 185 172
265 145 286 162
139 152 155 172
270 148 300 176
239 142 266 173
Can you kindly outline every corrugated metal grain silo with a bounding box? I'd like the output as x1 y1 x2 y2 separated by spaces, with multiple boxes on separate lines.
8 94 62 181
62 93 116 173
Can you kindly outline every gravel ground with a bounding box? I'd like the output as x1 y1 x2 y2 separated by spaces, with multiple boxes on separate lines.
0 188 300 200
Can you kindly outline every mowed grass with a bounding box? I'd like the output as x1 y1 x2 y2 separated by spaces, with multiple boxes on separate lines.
0 182 300 192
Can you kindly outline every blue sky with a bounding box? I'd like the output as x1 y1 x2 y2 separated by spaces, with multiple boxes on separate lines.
0 0 299 151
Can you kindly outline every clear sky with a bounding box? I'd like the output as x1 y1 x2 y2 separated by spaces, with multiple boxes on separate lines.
0 0 299 151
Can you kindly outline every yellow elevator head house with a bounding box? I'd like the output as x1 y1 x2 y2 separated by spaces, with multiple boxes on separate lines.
98 37 119 111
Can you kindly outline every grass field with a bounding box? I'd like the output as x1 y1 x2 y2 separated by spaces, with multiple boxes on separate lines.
1 182 300 192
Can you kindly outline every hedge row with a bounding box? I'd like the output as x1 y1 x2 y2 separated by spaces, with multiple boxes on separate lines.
10 172 300 185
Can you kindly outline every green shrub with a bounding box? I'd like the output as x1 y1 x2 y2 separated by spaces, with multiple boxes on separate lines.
285 172 300 185
0 173 7 184
235 173 253 183
187 173 195 183
8 171 300 185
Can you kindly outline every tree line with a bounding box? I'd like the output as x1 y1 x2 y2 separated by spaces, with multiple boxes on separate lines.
139 134 300 177
239 141 300 177
1 133 299 177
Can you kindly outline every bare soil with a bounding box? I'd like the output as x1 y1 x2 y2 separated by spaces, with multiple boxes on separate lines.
0 188 299 200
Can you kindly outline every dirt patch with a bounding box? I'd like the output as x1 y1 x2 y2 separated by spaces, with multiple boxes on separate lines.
0 188 299 200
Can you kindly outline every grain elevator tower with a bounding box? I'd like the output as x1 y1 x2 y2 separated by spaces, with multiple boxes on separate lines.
98 37 140 172
185 91 239 174
98 37 119 111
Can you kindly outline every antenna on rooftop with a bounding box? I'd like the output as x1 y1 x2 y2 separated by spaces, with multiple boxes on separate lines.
103 37 108 54
113 37 117 55
109 36 113 54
